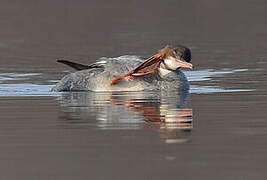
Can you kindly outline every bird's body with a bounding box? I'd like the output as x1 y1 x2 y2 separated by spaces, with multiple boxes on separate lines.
52 45 192 92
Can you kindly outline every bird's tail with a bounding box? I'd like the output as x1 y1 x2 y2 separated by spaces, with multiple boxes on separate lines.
56 59 91 70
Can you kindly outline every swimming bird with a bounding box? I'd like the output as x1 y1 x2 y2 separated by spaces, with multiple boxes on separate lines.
52 45 193 92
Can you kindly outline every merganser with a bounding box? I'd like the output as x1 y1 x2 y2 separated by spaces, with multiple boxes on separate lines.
52 45 192 92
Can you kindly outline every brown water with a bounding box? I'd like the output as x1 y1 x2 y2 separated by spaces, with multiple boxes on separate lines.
1 0 267 179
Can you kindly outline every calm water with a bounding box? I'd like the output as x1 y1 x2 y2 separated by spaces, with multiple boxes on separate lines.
1 0 267 179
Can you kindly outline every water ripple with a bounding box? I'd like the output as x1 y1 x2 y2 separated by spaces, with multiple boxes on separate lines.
0 68 254 96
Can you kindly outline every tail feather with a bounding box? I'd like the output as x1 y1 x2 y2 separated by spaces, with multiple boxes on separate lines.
57 59 91 70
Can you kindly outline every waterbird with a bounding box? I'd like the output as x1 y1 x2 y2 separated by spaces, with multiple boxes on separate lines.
52 45 193 92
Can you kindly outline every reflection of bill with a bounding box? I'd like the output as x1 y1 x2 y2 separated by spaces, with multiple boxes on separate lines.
57 89 193 143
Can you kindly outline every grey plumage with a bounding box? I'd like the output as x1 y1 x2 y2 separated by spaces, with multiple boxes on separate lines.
52 45 192 92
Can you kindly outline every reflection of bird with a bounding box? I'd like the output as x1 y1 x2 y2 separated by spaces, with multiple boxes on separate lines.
52 45 193 92
110 96 192 125
57 91 192 143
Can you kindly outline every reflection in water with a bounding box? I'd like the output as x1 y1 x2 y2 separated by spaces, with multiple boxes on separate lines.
56 89 193 144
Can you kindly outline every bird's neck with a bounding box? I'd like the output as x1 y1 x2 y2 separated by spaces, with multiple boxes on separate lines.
158 67 172 76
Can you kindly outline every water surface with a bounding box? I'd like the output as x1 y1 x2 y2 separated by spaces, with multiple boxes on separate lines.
0 0 267 179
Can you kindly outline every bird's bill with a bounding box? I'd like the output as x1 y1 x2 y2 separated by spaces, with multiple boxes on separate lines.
175 59 193 69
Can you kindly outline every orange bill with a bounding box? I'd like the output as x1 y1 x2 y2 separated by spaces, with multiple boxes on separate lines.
175 59 193 69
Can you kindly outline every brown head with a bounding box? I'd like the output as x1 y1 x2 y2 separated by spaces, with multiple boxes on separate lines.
159 45 191 62
158 45 192 70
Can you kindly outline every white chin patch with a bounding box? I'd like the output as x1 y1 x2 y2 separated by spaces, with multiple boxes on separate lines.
164 59 179 70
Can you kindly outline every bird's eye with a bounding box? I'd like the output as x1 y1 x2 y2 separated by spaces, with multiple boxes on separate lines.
175 51 182 58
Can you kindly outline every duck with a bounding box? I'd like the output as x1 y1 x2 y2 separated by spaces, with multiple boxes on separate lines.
52 45 193 92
